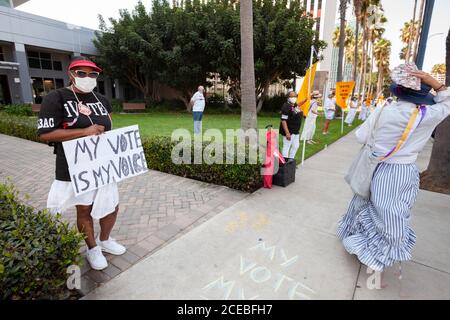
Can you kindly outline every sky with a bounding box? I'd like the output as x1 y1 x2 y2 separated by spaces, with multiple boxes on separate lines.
16 0 449 73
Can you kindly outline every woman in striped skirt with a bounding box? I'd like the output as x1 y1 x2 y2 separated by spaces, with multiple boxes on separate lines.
337 70 450 272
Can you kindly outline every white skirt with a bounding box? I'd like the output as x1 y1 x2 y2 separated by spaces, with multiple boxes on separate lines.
47 180 119 220
300 114 317 140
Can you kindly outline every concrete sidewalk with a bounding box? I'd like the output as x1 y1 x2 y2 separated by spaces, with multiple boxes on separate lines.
84 133 450 300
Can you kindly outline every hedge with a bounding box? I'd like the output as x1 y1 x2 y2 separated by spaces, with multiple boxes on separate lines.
0 112 263 192
0 113 41 143
0 104 34 117
143 136 263 192
0 180 84 300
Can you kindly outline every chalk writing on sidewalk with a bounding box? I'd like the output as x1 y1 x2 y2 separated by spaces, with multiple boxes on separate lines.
200 241 315 300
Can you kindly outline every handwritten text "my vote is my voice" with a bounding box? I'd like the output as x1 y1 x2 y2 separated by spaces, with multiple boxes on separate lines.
70 128 147 194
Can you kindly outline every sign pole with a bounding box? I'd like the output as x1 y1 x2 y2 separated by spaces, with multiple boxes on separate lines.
301 45 314 166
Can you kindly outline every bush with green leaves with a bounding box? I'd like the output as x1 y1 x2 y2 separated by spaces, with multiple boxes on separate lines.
0 104 34 117
0 180 84 300
0 112 40 143
143 136 263 192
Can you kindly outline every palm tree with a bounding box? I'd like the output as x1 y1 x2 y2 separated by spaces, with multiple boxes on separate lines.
373 38 391 94
400 20 419 61
366 12 386 96
356 0 381 97
240 0 257 131
336 0 350 83
431 63 446 75
405 0 418 62
332 26 355 49
332 26 355 80
353 0 363 86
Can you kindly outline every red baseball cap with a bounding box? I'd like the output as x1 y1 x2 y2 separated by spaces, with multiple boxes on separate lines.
68 60 102 73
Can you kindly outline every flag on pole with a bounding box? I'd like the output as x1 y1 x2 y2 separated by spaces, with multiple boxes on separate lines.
335 81 355 110
296 62 318 117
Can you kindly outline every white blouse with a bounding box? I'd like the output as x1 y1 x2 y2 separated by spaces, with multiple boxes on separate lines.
355 88 450 164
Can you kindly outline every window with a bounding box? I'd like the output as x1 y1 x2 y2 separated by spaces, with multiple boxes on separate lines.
41 59 52 70
43 78 55 93
27 51 63 71
32 77 65 102
0 47 4 61
55 79 64 89
53 61 62 71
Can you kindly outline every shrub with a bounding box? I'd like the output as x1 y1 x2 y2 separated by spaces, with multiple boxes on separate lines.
0 180 84 300
142 137 263 192
0 104 34 117
262 94 287 113
0 112 40 143
110 99 123 113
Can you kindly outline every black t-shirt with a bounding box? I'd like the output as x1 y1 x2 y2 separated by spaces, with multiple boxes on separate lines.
37 88 113 182
279 102 303 136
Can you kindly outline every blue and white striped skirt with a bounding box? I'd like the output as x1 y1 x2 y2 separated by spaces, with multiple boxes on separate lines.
337 162 419 272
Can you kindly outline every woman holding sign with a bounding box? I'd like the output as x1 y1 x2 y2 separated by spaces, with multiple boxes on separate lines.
38 56 126 271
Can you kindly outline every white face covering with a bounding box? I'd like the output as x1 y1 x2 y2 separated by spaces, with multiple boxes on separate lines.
288 97 297 104
73 76 97 93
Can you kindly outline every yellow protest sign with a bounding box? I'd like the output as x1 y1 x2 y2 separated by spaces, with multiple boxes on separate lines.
335 81 355 109
296 62 318 117
366 94 373 106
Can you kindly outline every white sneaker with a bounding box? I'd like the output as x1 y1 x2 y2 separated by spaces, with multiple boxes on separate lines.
86 246 108 271
96 237 127 256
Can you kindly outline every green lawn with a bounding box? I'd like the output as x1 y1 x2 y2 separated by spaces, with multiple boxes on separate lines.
112 112 362 163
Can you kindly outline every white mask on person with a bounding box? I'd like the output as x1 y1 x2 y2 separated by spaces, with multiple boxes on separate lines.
73 77 97 93
288 97 297 105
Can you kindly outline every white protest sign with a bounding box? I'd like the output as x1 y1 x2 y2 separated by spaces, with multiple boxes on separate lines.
63 125 148 196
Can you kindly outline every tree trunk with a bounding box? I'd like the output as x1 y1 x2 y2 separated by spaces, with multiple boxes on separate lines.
336 0 347 83
412 0 425 61
352 18 360 95
406 0 418 62
368 46 375 96
358 20 368 96
420 28 450 194
240 0 257 131
376 66 383 95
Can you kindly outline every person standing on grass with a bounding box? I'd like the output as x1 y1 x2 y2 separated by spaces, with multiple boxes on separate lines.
280 90 307 160
191 86 206 134
337 69 450 276
344 96 358 127
301 90 322 144
322 91 336 135
37 56 126 271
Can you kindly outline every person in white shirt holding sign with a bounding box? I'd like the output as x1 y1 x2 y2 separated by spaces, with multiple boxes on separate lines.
337 68 450 274
191 86 206 134
322 91 336 135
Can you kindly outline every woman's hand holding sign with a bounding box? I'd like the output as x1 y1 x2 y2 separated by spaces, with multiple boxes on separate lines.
84 124 105 136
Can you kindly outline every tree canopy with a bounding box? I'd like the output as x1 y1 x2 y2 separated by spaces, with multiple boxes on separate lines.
94 0 326 111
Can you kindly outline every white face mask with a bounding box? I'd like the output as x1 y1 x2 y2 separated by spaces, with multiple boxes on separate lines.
288 97 297 104
73 76 97 93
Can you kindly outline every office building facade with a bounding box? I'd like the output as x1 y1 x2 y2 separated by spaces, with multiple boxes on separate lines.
0 0 123 105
